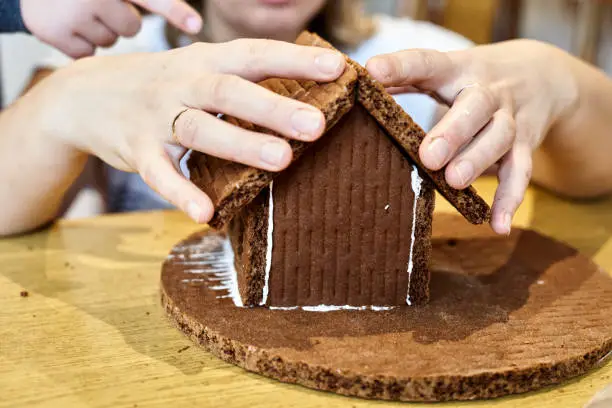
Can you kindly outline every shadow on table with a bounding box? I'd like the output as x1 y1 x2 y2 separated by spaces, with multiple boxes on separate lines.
0 220 208 376
527 186 612 259
0 223 158 296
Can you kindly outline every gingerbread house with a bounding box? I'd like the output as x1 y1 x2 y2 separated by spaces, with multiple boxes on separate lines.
188 32 490 309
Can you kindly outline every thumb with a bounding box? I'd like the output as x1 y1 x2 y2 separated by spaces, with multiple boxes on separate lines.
366 49 460 103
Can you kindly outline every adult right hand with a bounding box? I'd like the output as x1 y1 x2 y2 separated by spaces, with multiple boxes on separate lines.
23 39 346 224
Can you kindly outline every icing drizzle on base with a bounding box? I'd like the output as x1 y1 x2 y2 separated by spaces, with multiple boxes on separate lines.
174 167 422 311
171 238 243 307
406 165 423 306
270 305 395 312
172 235 395 312
260 182 274 306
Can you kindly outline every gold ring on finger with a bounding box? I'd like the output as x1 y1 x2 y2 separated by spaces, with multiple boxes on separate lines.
171 108 190 145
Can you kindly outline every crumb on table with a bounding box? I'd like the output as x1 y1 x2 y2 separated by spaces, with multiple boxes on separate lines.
20 290 29 298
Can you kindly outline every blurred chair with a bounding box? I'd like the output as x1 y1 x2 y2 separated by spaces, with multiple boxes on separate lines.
570 0 611 63
395 0 522 44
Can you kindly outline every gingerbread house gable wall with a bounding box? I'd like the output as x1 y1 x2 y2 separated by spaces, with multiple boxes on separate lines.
229 104 435 308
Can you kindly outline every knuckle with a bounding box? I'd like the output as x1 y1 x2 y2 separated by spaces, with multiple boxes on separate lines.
416 50 436 78
225 139 245 163
183 42 215 69
474 86 498 113
495 110 517 144
233 38 260 55
259 92 282 118
175 112 199 147
208 74 239 109
234 38 266 65
384 55 403 81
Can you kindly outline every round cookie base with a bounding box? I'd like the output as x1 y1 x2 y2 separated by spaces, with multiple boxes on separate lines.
160 215 612 402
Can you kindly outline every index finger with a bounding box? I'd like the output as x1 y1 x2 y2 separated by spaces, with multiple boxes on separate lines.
366 49 458 102
211 39 347 82
129 0 202 34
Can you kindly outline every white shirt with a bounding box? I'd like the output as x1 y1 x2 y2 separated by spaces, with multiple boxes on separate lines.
39 14 473 212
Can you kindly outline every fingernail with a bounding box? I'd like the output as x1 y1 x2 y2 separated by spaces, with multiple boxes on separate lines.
260 141 288 168
425 138 450 169
315 52 344 76
185 15 202 33
453 160 475 186
291 108 324 140
186 201 202 222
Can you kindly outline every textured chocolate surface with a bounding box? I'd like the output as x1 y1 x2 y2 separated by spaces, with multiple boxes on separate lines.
161 215 612 401
228 106 434 307
268 105 433 306
295 31 491 225
188 68 357 230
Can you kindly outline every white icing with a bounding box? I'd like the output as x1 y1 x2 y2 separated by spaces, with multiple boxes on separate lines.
269 305 395 312
537 280 545 285
406 165 423 306
181 278 206 283
220 239 243 307
174 236 243 307
260 182 274 306
597 349 612 366
371 305 395 311
384 204 390 211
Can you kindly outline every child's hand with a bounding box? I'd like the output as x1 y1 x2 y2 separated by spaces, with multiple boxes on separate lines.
20 0 203 58
366 40 577 235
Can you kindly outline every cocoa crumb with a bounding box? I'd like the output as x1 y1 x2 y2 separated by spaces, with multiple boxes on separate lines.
145 311 150 316
20 290 29 297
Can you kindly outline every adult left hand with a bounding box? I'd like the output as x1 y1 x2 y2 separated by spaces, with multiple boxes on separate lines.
366 40 578 235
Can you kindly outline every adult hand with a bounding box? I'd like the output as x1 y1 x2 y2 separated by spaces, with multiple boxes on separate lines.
366 39 578 235
29 39 345 223
20 0 203 58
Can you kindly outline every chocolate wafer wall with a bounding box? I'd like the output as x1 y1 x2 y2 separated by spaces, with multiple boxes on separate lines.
266 105 433 306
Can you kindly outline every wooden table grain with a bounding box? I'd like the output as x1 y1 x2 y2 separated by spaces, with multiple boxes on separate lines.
1 177 611 408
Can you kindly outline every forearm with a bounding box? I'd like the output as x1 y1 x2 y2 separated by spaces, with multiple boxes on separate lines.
532 49 612 199
0 88 87 236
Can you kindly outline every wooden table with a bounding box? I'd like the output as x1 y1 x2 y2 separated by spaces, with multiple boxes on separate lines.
1 177 611 407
